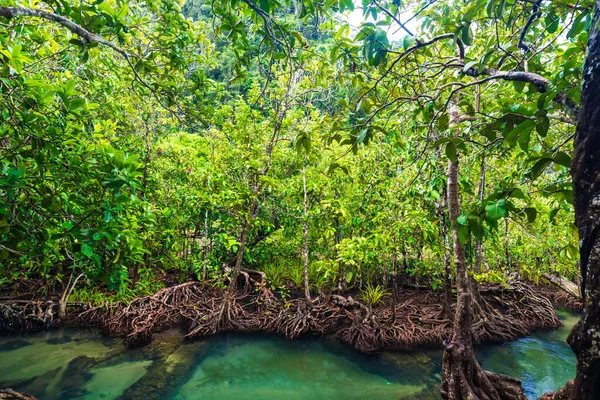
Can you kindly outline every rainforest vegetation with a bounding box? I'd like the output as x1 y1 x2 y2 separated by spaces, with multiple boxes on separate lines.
0 0 599 399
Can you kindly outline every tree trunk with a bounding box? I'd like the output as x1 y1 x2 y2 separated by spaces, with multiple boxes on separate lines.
565 2 600 397
474 155 485 274
227 220 249 296
438 187 453 318
441 102 526 400
302 164 311 303
202 209 210 282
504 217 510 272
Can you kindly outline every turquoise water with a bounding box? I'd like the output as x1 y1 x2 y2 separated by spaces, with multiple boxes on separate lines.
0 309 577 400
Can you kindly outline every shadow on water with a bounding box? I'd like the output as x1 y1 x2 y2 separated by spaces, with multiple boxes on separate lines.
0 309 579 400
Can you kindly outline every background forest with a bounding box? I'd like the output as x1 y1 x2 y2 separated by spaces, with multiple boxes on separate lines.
0 0 583 304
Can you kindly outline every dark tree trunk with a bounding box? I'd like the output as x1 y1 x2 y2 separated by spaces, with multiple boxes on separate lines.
565 2 600 398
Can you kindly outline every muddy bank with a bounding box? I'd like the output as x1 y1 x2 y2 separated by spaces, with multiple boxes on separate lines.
0 280 577 353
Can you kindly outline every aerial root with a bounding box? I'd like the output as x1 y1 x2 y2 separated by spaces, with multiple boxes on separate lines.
64 280 561 352
472 280 561 343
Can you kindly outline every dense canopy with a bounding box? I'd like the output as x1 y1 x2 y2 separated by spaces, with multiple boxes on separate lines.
1 0 599 399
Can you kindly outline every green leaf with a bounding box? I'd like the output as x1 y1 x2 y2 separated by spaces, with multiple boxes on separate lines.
68 97 85 111
461 24 473 46
463 61 478 73
510 188 527 200
81 243 94 258
528 158 552 180
554 151 571 168
548 207 560 222
524 207 537 223
468 215 485 239
445 142 457 162
504 119 535 148
403 35 416 50
568 11 588 39
357 128 369 144
518 126 531 151
536 115 550 137
463 5 478 23
486 199 507 220
545 13 559 34
346 271 353 283
62 221 74 229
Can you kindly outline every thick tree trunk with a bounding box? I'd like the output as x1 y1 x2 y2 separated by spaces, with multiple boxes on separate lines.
564 2 600 398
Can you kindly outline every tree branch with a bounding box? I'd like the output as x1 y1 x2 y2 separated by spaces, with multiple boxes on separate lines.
0 7 129 56
464 67 580 120
0 6 179 118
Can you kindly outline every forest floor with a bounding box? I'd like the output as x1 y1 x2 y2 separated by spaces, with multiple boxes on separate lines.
0 276 582 353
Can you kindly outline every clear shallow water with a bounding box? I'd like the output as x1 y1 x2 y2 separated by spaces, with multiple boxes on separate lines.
0 309 578 400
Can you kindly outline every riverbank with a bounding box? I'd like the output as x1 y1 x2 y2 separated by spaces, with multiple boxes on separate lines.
0 278 578 353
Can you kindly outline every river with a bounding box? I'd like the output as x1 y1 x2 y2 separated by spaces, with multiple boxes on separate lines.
0 309 578 399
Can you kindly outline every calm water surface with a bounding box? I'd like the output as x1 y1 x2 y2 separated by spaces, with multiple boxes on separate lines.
0 309 578 399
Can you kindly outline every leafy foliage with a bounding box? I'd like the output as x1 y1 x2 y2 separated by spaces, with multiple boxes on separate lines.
0 0 584 301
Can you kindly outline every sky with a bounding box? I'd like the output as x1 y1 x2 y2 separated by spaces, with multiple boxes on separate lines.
344 3 420 42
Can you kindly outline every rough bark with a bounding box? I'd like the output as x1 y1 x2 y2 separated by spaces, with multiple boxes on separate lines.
564 1 600 398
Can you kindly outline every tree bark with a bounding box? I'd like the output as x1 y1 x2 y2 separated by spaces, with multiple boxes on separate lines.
202 209 210 282
438 186 453 318
474 155 485 274
504 217 510 273
227 219 250 296
564 1 600 398
302 164 311 303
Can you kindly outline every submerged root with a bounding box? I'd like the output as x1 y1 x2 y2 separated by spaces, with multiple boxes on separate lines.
0 389 38 400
